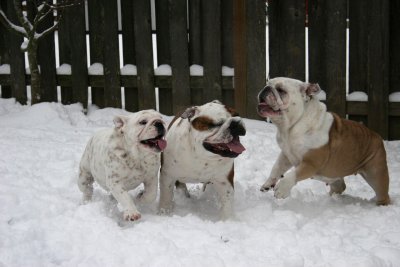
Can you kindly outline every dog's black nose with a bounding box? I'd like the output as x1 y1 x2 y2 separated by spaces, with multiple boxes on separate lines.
229 120 246 136
258 86 272 102
154 121 165 135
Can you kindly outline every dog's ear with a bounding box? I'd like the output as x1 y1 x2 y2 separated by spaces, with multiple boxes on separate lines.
113 115 128 130
305 83 321 96
181 106 198 120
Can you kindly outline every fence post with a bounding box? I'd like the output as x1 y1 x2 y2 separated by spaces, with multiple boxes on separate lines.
169 0 191 114
367 0 389 139
269 0 305 80
36 0 57 103
202 0 222 102
133 0 156 110
155 0 172 114
309 0 346 118
389 0 400 140
4 0 26 104
233 0 266 119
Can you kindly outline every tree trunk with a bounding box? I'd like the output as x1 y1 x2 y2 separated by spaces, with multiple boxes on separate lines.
27 41 41 104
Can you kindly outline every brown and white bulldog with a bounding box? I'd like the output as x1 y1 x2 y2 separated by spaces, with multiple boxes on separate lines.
257 77 390 205
78 110 167 221
158 100 246 219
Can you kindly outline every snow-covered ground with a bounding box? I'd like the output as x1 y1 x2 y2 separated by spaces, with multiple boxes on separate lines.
0 98 400 267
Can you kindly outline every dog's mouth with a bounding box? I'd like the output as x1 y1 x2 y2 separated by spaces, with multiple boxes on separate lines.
140 135 167 152
203 136 245 158
257 102 283 117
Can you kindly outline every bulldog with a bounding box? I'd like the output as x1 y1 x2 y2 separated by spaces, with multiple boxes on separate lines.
158 100 246 219
257 77 390 205
78 110 167 221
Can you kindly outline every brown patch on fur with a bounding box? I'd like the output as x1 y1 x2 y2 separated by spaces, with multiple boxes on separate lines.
192 116 215 131
227 165 234 188
224 106 239 117
295 112 390 205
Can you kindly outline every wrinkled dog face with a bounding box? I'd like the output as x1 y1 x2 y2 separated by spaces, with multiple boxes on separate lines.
257 77 321 123
181 100 246 158
114 110 167 153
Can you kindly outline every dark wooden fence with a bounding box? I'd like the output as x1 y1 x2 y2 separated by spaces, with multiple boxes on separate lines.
0 0 399 140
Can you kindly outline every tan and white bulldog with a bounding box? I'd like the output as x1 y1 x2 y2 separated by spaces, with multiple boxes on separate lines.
78 110 167 221
257 77 390 205
159 100 246 219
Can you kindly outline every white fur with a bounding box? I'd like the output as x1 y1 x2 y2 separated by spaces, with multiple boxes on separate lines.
78 110 165 221
159 101 245 219
259 78 334 197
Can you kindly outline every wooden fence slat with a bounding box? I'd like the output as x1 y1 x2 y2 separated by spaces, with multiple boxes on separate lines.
5 0 26 103
169 0 190 113
221 0 234 107
103 0 121 108
88 0 105 108
155 0 172 114
233 0 266 119
188 0 203 106
121 0 138 112
202 0 222 102
389 0 400 140
244 0 266 119
58 2 88 108
133 0 155 110
367 0 390 139
57 3 72 104
36 0 57 103
0 0 12 98
269 0 305 80
309 0 347 118
189 0 202 65
69 2 88 108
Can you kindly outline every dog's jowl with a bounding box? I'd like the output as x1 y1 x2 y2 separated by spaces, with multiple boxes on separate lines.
257 77 390 205
78 110 167 221
159 100 246 219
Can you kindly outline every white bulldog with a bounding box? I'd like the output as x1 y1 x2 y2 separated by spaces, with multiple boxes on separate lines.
159 100 246 219
78 110 167 221
257 77 390 205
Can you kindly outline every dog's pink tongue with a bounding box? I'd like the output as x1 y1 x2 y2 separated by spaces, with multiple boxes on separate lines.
227 138 245 154
157 139 167 151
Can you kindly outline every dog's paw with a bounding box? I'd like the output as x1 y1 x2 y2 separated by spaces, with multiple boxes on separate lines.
260 178 278 192
124 211 141 221
274 176 295 199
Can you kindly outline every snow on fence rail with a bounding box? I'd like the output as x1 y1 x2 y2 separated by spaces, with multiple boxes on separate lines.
0 0 399 139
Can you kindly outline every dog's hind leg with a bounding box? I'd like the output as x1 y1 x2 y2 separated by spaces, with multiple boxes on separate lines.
359 145 390 205
78 168 94 203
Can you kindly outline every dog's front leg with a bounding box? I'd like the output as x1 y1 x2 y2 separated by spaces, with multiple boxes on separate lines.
274 161 317 199
158 173 175 214
137 177 158 204
108 181 141 221
214 182 234 220
261 152 292 192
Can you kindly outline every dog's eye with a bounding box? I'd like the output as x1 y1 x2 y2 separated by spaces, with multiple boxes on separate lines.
139 120 147 125
277 88 286 94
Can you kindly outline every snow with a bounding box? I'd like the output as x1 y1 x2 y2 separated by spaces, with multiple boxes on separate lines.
389 92 400 102
0 99 400 267
25 65 41 74
20 40 29 51
0 64 11 74
120 64 137 75
154 64 172 76
347 91 368 101
88 63 104 75
56 63 72 75
222 66 234 76
190 64 203 76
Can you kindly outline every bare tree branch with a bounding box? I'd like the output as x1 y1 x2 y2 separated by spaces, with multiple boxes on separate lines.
0 9 27 36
